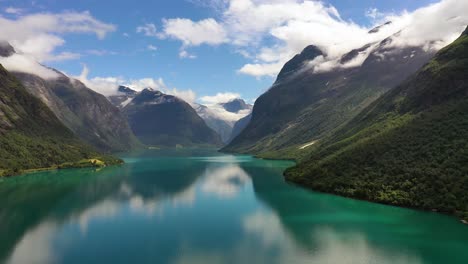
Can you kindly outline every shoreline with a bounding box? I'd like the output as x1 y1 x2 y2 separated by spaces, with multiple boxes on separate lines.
285 176 468 225
0 158 124 178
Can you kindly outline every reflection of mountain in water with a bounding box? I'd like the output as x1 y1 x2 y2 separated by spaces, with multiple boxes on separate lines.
246 162 468 264
2 153 468 264
0 155 207 263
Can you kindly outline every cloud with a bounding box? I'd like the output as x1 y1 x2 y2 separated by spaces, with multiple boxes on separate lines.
47 51 81 62
86 49 117 56
75 65 197 103
0 53 60 79
365 8 387 21
4 7 24 15
136 23 158 37
76 65 125 96
147 44 158 51
179 49 197 59
238 61 284 77
200 92 240 105
161 0 468 77
166 88 197 104
0 11 115 64
161 18 227 46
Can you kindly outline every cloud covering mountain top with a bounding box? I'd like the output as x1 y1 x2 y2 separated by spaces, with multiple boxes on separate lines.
157 0 468 77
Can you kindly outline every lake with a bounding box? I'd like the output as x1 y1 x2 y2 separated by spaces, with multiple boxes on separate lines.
1 149 467 264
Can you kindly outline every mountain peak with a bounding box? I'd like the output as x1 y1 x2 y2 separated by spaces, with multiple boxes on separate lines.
368 21 392 34
0 42 15 57
220 98 252 113
463 25 468 36
130 88 178 106
118 85 137 95
276 45 323 82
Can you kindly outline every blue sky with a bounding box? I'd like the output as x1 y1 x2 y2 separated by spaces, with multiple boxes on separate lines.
0 0 449 103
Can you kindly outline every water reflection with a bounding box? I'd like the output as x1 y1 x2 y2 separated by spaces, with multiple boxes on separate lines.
0 151 468 264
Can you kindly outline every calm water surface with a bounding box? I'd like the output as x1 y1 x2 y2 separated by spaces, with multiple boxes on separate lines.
1 149 467 264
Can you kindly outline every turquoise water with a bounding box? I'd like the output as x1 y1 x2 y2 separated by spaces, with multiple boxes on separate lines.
0 149 467 264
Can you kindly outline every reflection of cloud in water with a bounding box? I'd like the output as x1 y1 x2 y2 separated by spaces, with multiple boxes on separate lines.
200 164 251 198
77 199 121 233
6 223 58 264
77 181 198 232
6 178 201 264
241 211 423 264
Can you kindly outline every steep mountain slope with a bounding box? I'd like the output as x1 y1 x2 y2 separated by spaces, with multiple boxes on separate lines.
0 43 140 153
224 35 435 157
228 114 251 143
0 64 120 176
14 72 141 153
286 27 468 221
123 89 222 147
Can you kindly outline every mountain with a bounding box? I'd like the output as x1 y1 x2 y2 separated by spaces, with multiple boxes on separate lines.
108 85 138 109
228 114 251 143
0 43 140 153
123 89 222 147
220 98 253 113
194 103 234 143
0 42 15 57
285 26 468 221
224 31 436 157
0 64 120 176
194 99 253 143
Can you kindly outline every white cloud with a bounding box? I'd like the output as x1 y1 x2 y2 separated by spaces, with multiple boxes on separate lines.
0 11 115 64
200 92 240 105
75 65 197 103
166 87 197 103
147 44 158 51
76 65 125 96
179 49 197 59
161 0 468 77
136 23 158 37
4 7 24 15
197 92 251 122
161 18 228 46
0 53 60 79
86 49 117 56
365 8 386 21
46 51 81 62
238 61 284 77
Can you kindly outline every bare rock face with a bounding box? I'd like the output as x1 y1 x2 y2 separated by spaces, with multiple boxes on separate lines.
0 42 15 57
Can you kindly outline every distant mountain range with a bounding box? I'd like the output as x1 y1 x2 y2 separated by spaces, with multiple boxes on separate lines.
122 88 222 147
108 86 252 144
194 99 252 143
